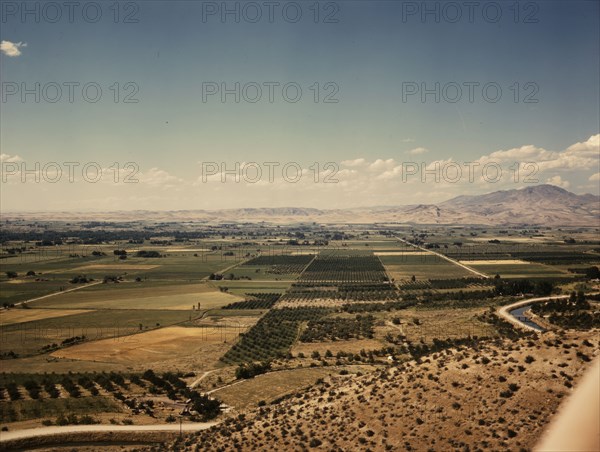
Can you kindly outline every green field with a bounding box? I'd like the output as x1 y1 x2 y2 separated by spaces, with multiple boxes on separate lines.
466 262 571 278
380 254 473 280
25 281 240 311
1 224 598 431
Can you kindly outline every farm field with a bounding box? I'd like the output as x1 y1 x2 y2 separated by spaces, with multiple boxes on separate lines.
291 338 384 357
0 396 122 424
211 280 291 296
71 264 161 271
0 309 90 326
0 247 246 307
465 261 570 278
26 281 241 311
0 279 74 307
381 253 474 280
51 325 247 369
212 365 373 410
0 222 599 446
374 306 498 344
1 309 200 358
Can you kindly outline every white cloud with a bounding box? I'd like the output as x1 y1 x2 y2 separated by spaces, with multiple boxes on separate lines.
140 168 182 187
485 144 557 163
0 153 23 162
565 134 599 157
0 40 27 57
368 158 396 172
402 138 415 143
425 158 454 171
2 134 598 210
407 147 428 155
480 134 599 173
340 158 366 167
546 175 570 189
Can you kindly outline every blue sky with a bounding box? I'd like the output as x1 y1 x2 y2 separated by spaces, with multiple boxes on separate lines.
1 0 599 210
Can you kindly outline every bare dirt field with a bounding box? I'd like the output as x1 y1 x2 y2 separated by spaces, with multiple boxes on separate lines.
377 307 497 343
51 326 235 367
212 366 373 411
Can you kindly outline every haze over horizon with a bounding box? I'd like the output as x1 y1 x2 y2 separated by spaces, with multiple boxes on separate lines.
0 182 597 214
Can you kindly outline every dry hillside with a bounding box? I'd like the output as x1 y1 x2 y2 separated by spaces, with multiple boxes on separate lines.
160 330 598 451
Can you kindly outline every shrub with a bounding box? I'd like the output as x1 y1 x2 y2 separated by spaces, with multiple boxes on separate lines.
235 361 271 379
309 438 322 447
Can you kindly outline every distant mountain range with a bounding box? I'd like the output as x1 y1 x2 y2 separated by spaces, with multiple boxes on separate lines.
4 185 600 226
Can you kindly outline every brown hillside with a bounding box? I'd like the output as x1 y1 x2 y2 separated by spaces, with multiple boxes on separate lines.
163 330 599 451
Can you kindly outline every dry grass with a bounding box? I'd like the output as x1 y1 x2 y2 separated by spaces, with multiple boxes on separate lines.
188 330 600 452
377 307 497 344
275 299 346 309
291 338 383 357
0 308 90 325
31 282 243 310
212 367 346 410
1 430 179 451
51 325 241 368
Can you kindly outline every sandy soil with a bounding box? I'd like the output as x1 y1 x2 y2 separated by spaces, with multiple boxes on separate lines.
184 329 600 451
50 326 235 365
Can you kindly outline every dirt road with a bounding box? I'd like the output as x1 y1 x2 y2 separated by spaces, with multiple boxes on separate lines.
14 281 103 307
394 236 489 278
0 421 218 442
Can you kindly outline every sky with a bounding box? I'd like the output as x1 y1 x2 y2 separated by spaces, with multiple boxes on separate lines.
1 0 599 211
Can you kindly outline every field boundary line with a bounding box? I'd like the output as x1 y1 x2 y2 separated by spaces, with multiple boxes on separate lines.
394 236 489 279
15 281 103 308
